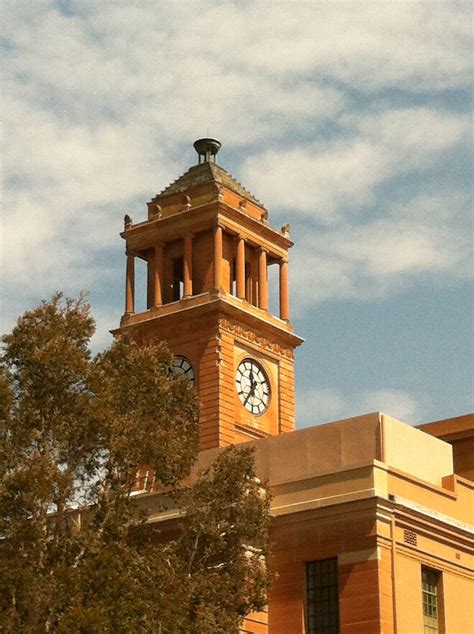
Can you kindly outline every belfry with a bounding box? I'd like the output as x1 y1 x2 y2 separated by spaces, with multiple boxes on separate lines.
115 138 303 449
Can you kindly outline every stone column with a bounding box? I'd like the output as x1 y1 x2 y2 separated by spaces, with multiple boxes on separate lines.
236 236 245 299
183 233 193 297
125 251 135 314
258 248 268 310
214 224 223 291
153 243 163 307
279 258 289 320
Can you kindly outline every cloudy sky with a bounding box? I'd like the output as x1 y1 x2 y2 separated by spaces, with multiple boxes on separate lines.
2 1 473 427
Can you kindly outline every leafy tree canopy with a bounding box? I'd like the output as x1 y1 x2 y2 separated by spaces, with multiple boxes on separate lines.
0 294 271 633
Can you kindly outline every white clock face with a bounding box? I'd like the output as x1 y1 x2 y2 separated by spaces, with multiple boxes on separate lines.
170 355 195 385
236 358 270 416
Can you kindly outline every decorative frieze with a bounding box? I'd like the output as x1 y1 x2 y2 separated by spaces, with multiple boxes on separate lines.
218 318 294 359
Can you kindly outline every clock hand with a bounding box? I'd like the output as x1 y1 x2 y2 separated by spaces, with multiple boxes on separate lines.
243 388 254 405
250 369 260 391
243 372 257 405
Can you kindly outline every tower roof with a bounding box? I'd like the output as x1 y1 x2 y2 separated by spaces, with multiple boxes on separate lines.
157 161 261 205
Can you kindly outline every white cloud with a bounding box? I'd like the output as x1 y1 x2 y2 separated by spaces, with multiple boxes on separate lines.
290 192 472 312
3 2 347 143
1 1 471 434
355 108 468 158
225 2 472 91
1 1 472 336
145 1 471 92
4 2 471 139
1 91 176 299
89 303 121 354
296 388 347 425
241 108 469 220
361 389 422 423
297 386 425 428
245 140 386 221
1 1 346 305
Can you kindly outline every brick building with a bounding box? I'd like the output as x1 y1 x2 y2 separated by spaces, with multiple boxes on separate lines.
115 139 473 634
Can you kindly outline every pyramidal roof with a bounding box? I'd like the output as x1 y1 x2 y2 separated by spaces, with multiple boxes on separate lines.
157 161 261 205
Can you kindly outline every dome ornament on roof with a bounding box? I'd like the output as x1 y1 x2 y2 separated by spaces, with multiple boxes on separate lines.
193 138 222 164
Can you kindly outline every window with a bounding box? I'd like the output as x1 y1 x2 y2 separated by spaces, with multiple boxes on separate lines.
306 558 339 634
422 567 443 634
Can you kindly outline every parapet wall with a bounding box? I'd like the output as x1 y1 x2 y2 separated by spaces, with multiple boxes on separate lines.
197 411 453 489
380 413 453 486
145 411 473 530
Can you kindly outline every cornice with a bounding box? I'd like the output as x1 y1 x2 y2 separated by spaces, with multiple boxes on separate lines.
113 294 304 349
120 200 293 256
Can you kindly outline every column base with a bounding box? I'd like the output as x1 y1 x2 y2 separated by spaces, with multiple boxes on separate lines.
120 312 134 326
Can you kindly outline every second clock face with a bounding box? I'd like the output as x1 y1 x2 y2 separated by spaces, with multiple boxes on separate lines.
170 355 195 385
236 358 271 416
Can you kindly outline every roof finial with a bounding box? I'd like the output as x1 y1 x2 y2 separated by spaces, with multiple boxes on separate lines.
193 138 221 164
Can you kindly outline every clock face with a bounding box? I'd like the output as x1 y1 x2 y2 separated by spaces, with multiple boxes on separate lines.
170 355 195 385
236 358 270 416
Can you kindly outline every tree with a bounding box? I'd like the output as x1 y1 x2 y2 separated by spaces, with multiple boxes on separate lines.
0 294 271 633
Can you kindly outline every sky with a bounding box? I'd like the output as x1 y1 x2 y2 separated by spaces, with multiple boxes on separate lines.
2 0 473 427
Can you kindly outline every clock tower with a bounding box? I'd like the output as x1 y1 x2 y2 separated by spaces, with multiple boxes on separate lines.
114 139 303 450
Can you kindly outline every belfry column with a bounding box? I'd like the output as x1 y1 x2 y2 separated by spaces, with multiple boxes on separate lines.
214 224 223 291
153 243 163 307
125 251 135 314
258 248 268 310
183 234 193 297
236 236 246 299
279 258 289 320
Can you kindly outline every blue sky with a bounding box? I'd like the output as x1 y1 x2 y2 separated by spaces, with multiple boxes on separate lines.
2 1 473 426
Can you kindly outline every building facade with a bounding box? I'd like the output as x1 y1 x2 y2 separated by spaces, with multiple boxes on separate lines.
115 140 473 634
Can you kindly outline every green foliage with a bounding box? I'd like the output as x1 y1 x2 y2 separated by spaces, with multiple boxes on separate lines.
0 295 272 633
175 447 271 632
